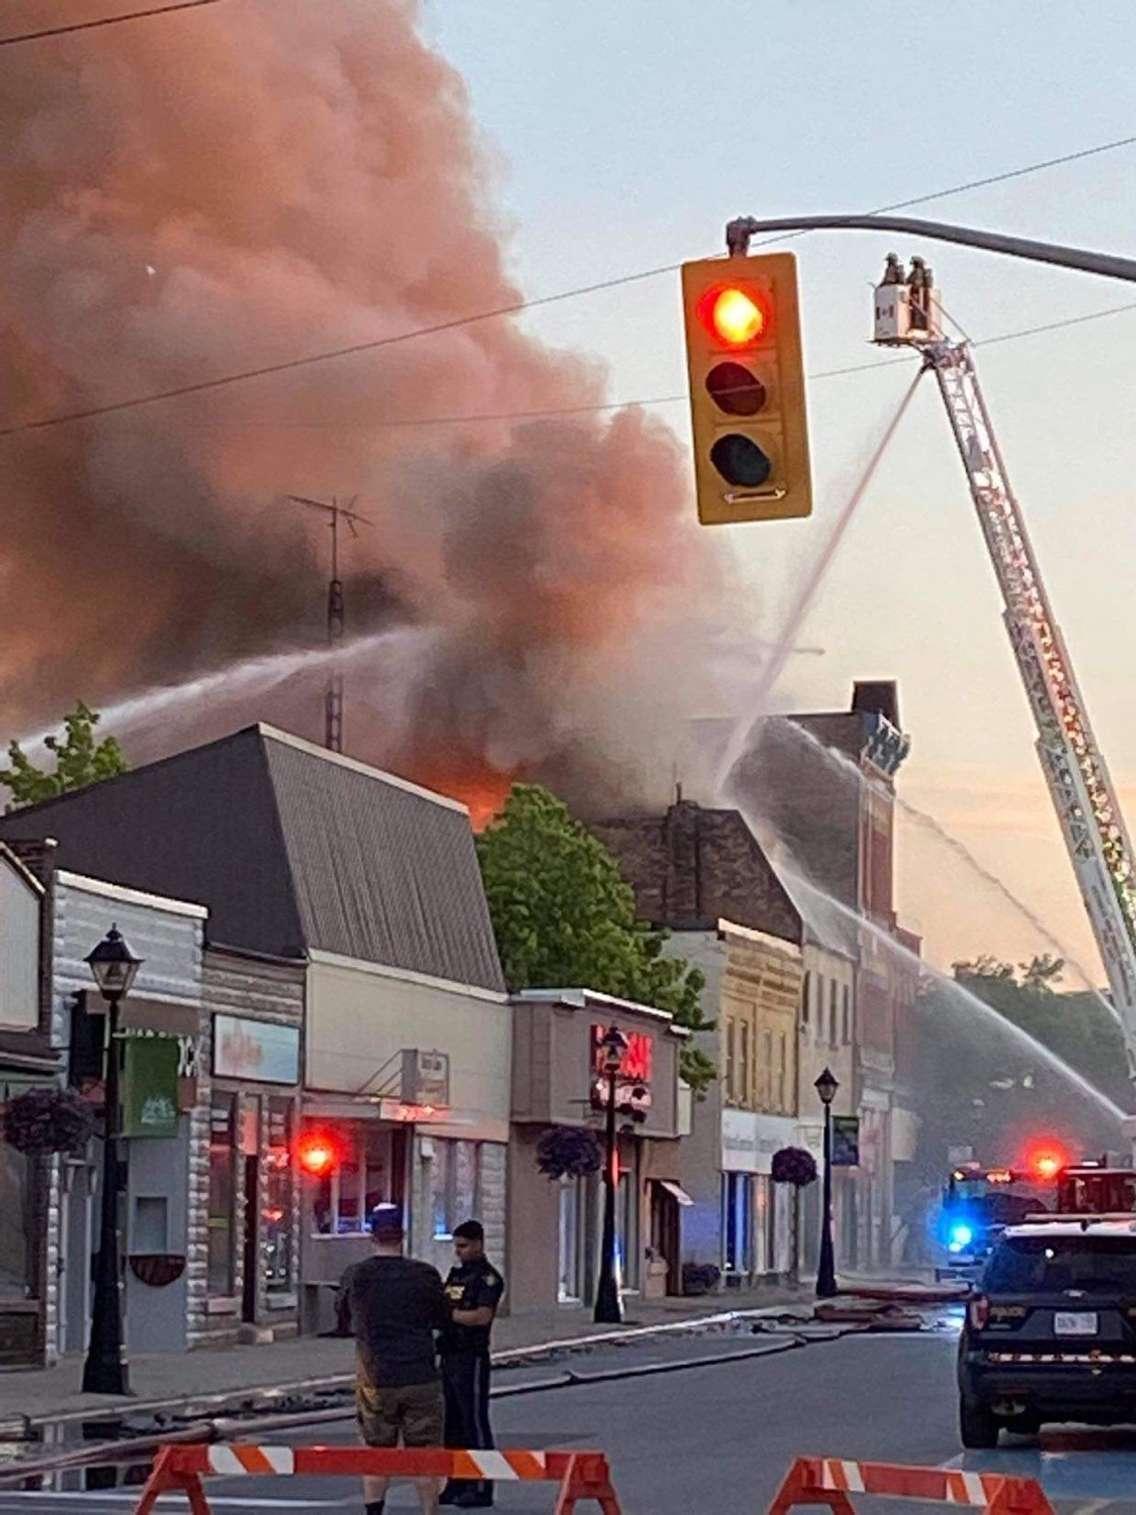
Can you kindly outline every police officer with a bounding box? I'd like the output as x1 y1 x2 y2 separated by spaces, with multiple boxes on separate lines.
439 1220 505 1509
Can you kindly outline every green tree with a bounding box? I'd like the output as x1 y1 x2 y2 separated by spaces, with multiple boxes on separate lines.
1 703 127 811
951 955 1015 981
476 784 716 1093
950 956 1128 1111
1019 953 1065 994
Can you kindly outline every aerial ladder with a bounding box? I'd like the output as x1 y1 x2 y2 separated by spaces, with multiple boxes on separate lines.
872 256 1136 1106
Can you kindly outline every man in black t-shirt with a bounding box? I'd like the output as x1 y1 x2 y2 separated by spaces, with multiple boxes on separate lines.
438 1220 505 1509
339 1205 449 1515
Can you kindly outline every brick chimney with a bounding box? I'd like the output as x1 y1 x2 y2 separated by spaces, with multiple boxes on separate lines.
661 800 704 926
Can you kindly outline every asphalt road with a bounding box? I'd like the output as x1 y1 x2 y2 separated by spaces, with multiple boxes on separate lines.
3 1323 1135 1514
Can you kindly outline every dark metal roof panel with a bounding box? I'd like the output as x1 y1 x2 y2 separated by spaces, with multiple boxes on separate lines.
261 734 505 992
0 728 303 958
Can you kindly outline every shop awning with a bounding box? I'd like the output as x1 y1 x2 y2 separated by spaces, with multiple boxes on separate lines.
659 1180 695 1207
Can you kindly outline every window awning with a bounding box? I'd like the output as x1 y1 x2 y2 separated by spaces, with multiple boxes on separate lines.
659 1180 695 1207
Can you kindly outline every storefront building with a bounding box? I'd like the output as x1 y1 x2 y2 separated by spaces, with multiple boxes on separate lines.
717 921 802 1280
0 843 55 1367
592 800 806 1287
51 869 206 1361
508 989 689 1314
794 940 859 1272
0 724 513 1333
299 950 510 1331
190 945 305 1345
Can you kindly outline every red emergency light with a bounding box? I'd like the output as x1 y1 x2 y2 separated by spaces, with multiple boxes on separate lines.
297 1129 340 1177
1021 1138 1070 1181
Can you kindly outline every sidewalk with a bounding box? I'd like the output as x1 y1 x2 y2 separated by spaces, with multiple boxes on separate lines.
1 1282 812 1426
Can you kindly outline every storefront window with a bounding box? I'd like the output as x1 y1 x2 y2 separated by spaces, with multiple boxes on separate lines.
313 1125 397 1235
557 1177 583 1302
262 1098 294 1292
207 1094 236 1295
432 1139 481 1239
616 1169 639 1289
0 1142 35 1299
722 1172 750 1274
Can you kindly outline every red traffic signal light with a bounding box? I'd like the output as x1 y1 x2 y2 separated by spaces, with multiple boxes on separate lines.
297 1129 340 1177
697 283 768 348
681 252 812 524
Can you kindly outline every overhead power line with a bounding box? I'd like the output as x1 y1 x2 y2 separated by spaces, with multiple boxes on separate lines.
163 294 1136 431
2 131 1135 436
0 0 223 47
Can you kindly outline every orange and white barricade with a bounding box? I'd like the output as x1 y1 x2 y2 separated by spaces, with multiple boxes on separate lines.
133 1442 622 1515
768 1457 1054 1515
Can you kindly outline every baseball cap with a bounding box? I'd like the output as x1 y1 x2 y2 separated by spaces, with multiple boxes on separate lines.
370 1203 405 1240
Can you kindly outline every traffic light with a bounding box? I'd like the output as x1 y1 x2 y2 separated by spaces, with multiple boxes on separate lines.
297 1129 340 1178
680 251 812 525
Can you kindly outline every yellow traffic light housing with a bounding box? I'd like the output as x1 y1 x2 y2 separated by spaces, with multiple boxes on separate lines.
681 251 812 525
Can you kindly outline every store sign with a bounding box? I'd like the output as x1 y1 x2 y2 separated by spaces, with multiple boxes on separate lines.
589 1025 653 1113
832 1115 860 1167
121 1036 180 1138
400 1048 450 1106
721 1109 796 1174
378 1098 442 1123
213 1015 299 1085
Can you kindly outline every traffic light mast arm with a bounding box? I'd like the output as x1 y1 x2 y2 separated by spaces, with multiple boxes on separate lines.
921 335 1136 1077
725 215 1136 284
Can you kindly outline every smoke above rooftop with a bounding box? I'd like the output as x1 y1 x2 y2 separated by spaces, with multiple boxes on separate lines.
1 0 738 815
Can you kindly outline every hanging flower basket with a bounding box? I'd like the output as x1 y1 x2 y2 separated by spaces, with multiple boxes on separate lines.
536 1125 602 1181
771 1146 818 1188
2 1087 95 1156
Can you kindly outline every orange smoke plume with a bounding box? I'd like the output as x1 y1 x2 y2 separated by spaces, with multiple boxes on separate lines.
1 0 730 815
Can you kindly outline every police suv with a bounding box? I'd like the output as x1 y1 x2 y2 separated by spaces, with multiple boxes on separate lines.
958 1215 1136 1447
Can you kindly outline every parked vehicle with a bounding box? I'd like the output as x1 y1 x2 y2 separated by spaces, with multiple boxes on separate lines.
957 1216 1136 1447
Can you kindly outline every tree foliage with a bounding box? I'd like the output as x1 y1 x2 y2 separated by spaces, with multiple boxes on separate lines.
909 955 1128 1183
1 703 127 811
949 957 1127 1109
476 784 715 1092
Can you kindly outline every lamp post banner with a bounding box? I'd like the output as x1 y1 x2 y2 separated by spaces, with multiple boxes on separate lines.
121 1036 180 1138
831 1115 860 1168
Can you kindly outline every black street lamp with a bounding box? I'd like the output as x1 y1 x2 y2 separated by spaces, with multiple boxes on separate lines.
593 1024 628 1325
83 924 143 1395
814 1066 839 1299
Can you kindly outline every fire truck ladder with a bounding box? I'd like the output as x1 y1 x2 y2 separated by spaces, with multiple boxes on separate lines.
918 333 1136 1078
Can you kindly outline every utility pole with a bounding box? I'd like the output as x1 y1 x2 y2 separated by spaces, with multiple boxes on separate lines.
286 495 372 753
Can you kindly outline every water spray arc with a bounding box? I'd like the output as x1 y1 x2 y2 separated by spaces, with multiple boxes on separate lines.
776 860 1130 1128
768 716 1121 1025
714 372 923 795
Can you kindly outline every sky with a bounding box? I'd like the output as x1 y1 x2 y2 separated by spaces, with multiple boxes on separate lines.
419 0 1136 982
4 0 1134 987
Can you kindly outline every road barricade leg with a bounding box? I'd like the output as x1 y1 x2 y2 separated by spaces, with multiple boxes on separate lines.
768 1458 856 1515
133 1447 211 1515
552 1451 622 1515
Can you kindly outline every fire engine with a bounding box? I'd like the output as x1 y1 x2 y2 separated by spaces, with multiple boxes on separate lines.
935 1154 1136 1280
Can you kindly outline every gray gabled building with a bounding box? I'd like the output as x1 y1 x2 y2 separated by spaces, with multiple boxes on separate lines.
1 725 511 1335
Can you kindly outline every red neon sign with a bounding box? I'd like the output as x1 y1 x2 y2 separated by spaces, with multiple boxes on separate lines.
591 1025 653 1082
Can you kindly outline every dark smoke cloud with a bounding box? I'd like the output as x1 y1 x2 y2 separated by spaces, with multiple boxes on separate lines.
1 0 733 814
